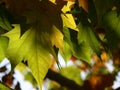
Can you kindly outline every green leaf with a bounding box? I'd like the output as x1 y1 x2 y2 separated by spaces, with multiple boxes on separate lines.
70 1 101 57
63 27 72 47
4 24 52 88
69 30 92 64
77 22 101 56
3 24 21 66
62 27 91 63
60 27 72 62
60 41 72 62
0 83 10 90
73 42 92 64
103 10 120 50
0 36 9 61
60 66 83 85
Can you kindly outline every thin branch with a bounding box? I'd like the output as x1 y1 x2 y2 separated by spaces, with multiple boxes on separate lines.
46 69 84 90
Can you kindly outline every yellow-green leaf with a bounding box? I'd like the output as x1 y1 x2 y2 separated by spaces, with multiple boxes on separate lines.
60 41 72 62
4 24 52 88
77 22 101 56
0 83 10 90
73 42 92 64
0 36 9 61
50 25 64 49
60 66 83 85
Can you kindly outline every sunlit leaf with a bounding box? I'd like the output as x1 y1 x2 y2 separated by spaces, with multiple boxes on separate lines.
62 27 92 64
61 1 77 30
0 36 9 62
3 24 21 66
50 25 64 49
60 41 72 62
49 0 56 4
77 22 101 56
70 30 92 64
63 27 72 47
60 66 83 85
71 1 101 56
4 24 53 88
3 1 67 87
60 27 72 62
15 63 28 73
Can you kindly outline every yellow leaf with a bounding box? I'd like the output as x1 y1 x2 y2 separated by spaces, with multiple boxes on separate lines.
50 26 64 49
49 0 56 4
61 1 78 31
0 36 9 61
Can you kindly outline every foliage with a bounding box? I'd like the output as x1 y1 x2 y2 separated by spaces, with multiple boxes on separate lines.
0 0 120 90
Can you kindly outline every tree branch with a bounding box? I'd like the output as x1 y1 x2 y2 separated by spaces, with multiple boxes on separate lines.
46 69 84 90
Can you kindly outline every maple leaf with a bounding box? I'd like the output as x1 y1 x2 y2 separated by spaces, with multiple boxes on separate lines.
77 22 101 56
2 0 87 88
4 24 55 88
